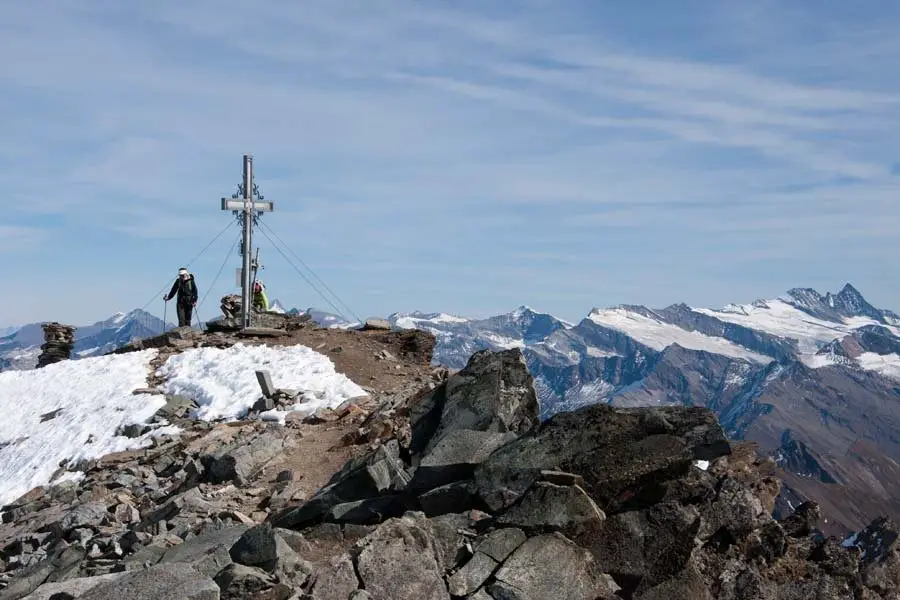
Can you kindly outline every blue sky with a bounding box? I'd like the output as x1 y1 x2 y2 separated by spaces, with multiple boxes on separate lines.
2 0 899 326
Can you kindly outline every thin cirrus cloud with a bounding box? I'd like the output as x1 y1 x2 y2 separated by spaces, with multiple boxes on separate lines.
1 0 899 325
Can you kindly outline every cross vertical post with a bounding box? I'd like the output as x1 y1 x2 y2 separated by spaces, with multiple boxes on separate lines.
241 155 253 329
220 154 275 330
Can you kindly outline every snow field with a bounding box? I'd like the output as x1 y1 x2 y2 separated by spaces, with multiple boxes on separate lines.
588 307 771 364
0 343 366 508
157 343 367 421
0 350 164 507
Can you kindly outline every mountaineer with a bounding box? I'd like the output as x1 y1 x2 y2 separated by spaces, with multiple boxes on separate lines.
163 267 198 327
252 280 270 311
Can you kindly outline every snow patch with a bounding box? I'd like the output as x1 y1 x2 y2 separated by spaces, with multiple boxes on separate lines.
696 300 880 355
0 350 166 507
695 460 710 471
856 352 900 381
480 332 525 350
588 307 770 363
585 346 619 359
157 343 367 422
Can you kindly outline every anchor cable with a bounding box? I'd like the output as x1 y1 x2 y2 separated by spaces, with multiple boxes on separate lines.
137 221 236 314
196 234 241 317
257 220 363 324
255 225 359 323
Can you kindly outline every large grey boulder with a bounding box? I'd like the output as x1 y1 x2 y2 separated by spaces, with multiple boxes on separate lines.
77 563 219 600
496 481 606 533
213 564 278 600
474 404 731 513
409 429 517 493
20 572 123 600
409 349 539 457
228 523 312 586
308 555 359 600
355 512 449 600
582 502 701 595
158 524 249 577
487 533 610 600
204 427 295 486
52 502 109 533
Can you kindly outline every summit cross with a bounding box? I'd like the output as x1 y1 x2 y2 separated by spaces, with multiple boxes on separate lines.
220 154 274 329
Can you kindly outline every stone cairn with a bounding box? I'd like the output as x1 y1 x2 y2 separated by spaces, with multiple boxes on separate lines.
36 322 76 368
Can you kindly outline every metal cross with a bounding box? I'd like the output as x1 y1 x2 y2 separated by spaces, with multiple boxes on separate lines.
220 154 274 329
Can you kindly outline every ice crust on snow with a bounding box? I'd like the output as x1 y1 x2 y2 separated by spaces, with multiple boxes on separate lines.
588 307 771 364
0 343 367 508
0 350 165 507
157 343 367 421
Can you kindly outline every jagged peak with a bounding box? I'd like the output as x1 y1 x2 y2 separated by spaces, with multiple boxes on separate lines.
837 282 863 298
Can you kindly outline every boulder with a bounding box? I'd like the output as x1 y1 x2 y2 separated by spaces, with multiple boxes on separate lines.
580 502 700 596
474 404 731 513
205 427 295 485
446 551 498 597
488 533 608 600
409 429 517 493
409 349 539 457
355 512 449 600
75 562 219 600
158 524 249 577
214 564 278 599
19 572 123 600
326 496 407 525
417 481 478 517
475 528 527 563
362 318 392 331
229 523 278 569
53 502 109 533
496 481 606 533
308 555 359 600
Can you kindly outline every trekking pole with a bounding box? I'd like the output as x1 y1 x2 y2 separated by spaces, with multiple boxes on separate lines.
162 300 167 335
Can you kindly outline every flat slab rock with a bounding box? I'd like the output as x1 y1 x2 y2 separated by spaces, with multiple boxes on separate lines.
355 513 449 600
488 533 609 600
22 563 219 600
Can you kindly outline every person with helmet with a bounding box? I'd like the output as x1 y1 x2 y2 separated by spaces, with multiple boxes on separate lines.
252 280 269 311
164 267 199 327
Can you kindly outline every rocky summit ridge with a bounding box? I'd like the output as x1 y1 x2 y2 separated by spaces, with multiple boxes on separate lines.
0 332 898 599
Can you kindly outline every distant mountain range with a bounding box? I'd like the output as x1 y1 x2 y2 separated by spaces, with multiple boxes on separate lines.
0 310 172 371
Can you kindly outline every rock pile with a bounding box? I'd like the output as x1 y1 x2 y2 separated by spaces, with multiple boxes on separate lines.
35 323 76 369
209 295 311 332
0 347 897 599
0 418 311 599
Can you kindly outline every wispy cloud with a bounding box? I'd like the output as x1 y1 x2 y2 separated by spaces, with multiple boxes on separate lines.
2 0 899 324
0 226 47 253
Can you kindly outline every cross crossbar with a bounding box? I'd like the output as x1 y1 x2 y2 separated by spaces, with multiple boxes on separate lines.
221 198 274 212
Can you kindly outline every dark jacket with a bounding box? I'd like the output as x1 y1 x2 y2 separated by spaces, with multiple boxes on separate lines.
167 275 198 305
